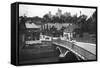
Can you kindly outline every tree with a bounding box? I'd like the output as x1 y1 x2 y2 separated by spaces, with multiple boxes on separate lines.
43 14 51 23
19 16 27 31
87 11 96 34
51 16 60 23
74 14 88 37
71 14 78 24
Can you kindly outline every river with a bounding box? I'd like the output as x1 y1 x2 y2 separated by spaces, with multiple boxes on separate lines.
19 41 83 64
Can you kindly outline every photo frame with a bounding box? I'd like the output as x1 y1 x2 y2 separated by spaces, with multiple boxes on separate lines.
11 2 97 66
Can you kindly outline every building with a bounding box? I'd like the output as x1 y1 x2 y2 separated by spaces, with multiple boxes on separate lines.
47 11 53 18
25 21 40 41
55 8 62 17
63 12 71 17
63 24 79 41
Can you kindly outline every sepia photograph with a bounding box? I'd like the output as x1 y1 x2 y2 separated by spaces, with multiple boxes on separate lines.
18 3 97 65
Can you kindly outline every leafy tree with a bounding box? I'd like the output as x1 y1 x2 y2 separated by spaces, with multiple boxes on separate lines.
19 16 27 30
87 11 96 34
43 14 51 23
71 14 78 24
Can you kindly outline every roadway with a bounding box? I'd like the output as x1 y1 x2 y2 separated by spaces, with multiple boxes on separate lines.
74 41 96 55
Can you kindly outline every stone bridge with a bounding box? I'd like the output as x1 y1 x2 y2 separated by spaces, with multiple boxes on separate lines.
52 40 96 60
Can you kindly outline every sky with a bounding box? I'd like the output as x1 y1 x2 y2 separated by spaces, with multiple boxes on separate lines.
19 4 96 19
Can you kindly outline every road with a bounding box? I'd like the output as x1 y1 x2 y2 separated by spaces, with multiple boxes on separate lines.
74 41 96 55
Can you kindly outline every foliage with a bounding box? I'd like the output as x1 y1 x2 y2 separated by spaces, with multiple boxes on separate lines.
19 11 96 36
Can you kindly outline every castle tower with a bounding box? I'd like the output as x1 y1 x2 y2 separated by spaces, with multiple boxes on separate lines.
56 8 62 17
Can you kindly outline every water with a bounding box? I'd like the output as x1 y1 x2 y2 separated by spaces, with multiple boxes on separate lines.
19 42 83 64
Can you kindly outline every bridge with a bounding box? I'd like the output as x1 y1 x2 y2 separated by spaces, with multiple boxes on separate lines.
52 40 96 61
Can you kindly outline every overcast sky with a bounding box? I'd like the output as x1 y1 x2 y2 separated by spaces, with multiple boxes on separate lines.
19 4 96 19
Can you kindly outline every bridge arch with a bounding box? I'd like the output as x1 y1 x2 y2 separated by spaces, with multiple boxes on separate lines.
56 46 69 57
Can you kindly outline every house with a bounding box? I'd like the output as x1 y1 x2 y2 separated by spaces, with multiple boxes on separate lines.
63 24 79 41
25 21 40 40
19 20 41 47
21 21 42 45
